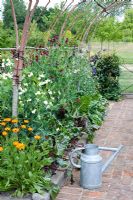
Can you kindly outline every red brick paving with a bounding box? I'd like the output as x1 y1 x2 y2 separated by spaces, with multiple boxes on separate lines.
56 99 133 200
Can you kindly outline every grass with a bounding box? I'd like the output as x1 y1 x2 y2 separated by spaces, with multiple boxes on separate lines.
119 71 133 93
90 42 133 93
90 42 133 64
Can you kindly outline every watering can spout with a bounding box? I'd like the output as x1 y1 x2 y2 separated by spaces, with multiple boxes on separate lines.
99 145 123 173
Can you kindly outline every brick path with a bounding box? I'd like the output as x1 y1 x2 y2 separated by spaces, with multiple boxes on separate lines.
56 99 133 200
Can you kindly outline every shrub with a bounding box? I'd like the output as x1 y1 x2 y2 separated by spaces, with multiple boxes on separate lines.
91 53 121 100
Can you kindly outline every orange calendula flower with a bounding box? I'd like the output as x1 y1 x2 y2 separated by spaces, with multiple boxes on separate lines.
13 141 20 146
24 120 29 124
28 127 33 131
5 127 11 131
12 128 20 133
3 118 12 122
0 147 3 152
21 124 26 129
0 122 6 126
2 131 8 136
34 135 41 140
16 143 26 150
11 119 18 123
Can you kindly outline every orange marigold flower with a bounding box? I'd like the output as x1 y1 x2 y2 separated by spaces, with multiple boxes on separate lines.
11 119 18 123
0 122 6 126
16 143 26 150
5 127 11 131
34 135 41 140
13 141 20 146
24 120 29 124
28 127 33 131
3 118 12 122
0 147 3 152
12 128 20 133
21 124 26 129
2 131 8 136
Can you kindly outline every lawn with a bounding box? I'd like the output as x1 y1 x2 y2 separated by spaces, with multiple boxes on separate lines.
119 70 133 93
90 42 133 64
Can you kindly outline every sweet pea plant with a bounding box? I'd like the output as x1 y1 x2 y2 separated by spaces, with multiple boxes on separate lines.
0 46 107 196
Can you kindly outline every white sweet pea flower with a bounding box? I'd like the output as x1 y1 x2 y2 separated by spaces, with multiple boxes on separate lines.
2 62 5 68
28 72 33 77
27 99 32 102
73 69 80 74
56 128 60 131
23 83 28 87
44 79 51 84
38 77 41 80
39 79 51 86
48 90 52 95
49 102 53 106
6 72 12 78
19 87 27 95
39 82 45 86
32 109 37 114
44 100 48 105
46 105 50 109
2 73 7 80
35 91 41 95
39 74 45 78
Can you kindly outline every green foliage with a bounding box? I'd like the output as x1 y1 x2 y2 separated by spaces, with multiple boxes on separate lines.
121 9 133 42
3 0 26 29
0 118 55 197
0 22 15 47
95 17 123 46
94 53 121 100
0 47 107 154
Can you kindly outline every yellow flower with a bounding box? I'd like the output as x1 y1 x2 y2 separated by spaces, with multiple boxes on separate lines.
13 141 20 146
34 135 41 140
3 118 12 122
2 131 8 136
0 122 6 126
16 143 26 150
0 147 3 152
21 124 26 129
28 127 33 131
24 120 29 124
12 128 20 133
5 127 11 131
11 119 18 123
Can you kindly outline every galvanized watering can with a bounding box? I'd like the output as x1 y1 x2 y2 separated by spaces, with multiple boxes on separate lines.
70 144 123 189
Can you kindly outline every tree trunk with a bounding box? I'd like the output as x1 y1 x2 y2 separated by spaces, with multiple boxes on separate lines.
12 54 24 117
101 41 103 50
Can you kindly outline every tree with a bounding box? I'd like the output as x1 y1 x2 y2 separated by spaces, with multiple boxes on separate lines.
95 17 122 49
121 9 133 41
0 21 15 47
3 0 26 29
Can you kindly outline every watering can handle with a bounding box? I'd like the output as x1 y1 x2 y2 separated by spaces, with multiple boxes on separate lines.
69 147 85 169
